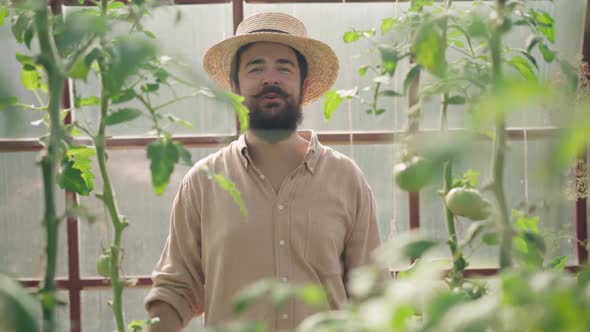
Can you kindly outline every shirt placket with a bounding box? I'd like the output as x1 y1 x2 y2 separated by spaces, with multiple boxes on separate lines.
274 171 300 331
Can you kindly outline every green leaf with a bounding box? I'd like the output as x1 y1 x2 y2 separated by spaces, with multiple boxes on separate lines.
530 9 555 43
538 42 556 63
0 6 9 27
425 292 469 328
463 169 480 187
58 10 108 54
413 23 446 77
558 59 578 92
108 1 126 10
167 114 193 129
297 284 327 307
23 63 36 71
69 58 91 80
220 91 249 132
379 47 398 76
514 212 540 234
447 95 466 105
381 17 396 35
79 96 100 107
379 90 401 97
323 90 343 121
482 232 499 245
403 65 422 93
518 50 539 70
15 52 35 66
547 256 568 271
526 35 543 53
105 34 157 95
21 68 41 91
143 30 156 39
578 265 590 287
112 88 136 104
12 13 33 44
467 15 489 38
343 31 362 43
411 0 434 11
233 280 272 314
24 27 34 49
0 96 18 110
0 274 40 332
402 239 439 260
141 82 159 93
147 139 179 195
105 108 142 126
173 141 193 167
508 56 537 81
358 65 369 77
59 146 96 196
213 174 248 219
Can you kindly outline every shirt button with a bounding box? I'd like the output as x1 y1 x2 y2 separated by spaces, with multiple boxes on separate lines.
278 204 285 211
282 314 289 320
281 277 288 283
259 174 265 180
279 240 285 246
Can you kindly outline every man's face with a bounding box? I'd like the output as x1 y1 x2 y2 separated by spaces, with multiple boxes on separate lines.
234 42 307 140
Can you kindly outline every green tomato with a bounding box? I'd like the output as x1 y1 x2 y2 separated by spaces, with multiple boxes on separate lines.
96 253 111 278
393 156 432 192
445 187 491 221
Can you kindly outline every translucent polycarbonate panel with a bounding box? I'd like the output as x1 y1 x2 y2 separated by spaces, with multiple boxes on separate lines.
245 1 587 131
0 11 50 139
81 288 205 332
419 136 576 268
330 143 408 242
78 146 221 277
0 151 68 278
63 4 236 137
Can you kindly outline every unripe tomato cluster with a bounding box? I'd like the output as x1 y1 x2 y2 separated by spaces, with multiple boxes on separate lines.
96 251 112 278
445 187 491 221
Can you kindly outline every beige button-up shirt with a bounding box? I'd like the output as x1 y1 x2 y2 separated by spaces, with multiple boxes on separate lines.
144 130 383 331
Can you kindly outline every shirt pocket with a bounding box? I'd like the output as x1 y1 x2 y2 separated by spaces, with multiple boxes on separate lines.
302 210 347 277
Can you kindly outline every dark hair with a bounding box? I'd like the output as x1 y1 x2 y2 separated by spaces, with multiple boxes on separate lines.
230 43 308 90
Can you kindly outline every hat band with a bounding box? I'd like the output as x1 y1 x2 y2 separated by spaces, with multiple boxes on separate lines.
248 29 288 34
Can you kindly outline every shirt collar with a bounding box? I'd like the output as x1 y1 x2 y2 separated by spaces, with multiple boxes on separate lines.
236 130 322 175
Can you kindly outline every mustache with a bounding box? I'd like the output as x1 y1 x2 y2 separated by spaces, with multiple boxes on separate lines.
253 86 288 98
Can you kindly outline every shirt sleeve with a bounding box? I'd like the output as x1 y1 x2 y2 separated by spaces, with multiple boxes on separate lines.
343 175 390 286
144 173 205 327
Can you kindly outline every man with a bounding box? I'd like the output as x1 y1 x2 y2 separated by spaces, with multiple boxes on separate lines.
144 12 384 332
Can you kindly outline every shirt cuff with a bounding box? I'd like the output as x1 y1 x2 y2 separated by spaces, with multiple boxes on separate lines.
144 286 196 327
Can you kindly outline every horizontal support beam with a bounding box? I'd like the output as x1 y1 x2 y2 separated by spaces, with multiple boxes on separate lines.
0 127 562 152
18 265 584 289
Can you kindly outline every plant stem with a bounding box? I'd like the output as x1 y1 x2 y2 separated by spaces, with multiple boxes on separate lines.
93 0 128 330
95 77 128 332
490 0 512 270
439 0 465 287
33 2 65 331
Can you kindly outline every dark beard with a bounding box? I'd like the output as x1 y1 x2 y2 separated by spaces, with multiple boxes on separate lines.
246 86 303 143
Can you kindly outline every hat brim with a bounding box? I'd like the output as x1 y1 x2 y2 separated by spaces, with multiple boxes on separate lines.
203 32 339 105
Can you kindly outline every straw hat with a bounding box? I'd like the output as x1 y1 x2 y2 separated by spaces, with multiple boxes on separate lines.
203 12 339 105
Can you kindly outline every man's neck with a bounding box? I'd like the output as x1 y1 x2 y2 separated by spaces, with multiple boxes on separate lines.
245 129 309 166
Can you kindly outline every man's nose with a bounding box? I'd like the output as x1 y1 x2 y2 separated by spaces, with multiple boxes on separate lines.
262 69 280 86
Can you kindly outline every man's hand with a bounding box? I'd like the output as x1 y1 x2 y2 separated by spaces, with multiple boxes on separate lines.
146 300 183 332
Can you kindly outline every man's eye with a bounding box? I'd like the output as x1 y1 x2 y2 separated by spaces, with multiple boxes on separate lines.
248 68 263 73
279 67 292 73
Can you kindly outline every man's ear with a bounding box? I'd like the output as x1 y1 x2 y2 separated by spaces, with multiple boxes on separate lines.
230 81 240 94
301 77 309 96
